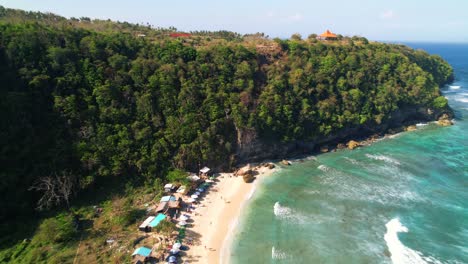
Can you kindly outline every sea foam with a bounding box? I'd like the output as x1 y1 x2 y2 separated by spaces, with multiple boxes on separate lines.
271 246 288 260
384 218 443 264
366 154 401 165
449 85 461 89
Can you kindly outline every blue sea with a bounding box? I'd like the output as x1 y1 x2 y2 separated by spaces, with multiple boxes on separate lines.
229 43 468 264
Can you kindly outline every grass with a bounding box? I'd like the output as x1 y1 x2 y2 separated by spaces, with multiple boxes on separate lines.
0 180 166 264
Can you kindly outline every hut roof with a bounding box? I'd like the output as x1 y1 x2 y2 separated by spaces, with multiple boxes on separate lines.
200 167 210 173
155 202 168 213
160 195 176 202
132 247 152 257
149 213 166 228
319 30 337 38
139 216 155 229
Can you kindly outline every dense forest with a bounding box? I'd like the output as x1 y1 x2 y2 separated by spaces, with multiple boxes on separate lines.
0 5 453 253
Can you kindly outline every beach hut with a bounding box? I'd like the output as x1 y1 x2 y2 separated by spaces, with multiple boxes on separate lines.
176 185 187 194
138 216 155 232
317 29 338 40
132 246 152 263
149 213 166 229
164 183 176 193
160 195 177 202
199 166 211 177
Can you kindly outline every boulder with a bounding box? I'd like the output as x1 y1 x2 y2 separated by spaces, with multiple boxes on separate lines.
320 146 329 153
281 160 291 166
347 140 360 150
437 119 453 126
243 174 255 183
336 143 346 149
236 164 252 176
405 125 417 131
437 113 453 126
267 163 275 169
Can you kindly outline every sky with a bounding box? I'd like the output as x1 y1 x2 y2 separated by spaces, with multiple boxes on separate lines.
1 0 468 42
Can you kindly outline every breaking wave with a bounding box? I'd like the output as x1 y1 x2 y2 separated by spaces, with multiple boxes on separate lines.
449 85 461 89
318 164 331 172
384 218 443 264
273 202 310 224
271 246 289 260
366 154 401 165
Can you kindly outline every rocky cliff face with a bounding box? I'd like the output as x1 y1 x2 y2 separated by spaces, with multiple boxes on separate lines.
234 105 453 163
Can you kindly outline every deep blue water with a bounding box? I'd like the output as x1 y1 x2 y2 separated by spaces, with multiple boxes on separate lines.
230 43 468 264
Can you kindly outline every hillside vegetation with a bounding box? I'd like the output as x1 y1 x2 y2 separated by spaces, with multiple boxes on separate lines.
0 6 453 263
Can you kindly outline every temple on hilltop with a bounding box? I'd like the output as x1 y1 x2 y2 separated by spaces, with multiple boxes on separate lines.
317 30 338 40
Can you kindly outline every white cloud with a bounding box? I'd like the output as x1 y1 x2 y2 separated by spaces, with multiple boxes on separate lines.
381 10 395 19
266 11 275 18
288 13 303 22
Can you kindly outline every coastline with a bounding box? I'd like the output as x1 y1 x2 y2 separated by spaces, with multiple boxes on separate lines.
183 165 276 264
181 121 446 264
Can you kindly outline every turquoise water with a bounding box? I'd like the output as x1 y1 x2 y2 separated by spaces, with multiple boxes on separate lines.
230 43 468 264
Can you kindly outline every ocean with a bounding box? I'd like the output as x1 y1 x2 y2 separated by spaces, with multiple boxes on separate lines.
229 43 468 264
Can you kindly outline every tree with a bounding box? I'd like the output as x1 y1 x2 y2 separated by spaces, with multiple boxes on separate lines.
291 33 302 41
29 171 76 210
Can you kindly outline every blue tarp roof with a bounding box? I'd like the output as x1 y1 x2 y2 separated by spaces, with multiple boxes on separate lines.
132 246 151 257
149 213 166 227
160 195 177 202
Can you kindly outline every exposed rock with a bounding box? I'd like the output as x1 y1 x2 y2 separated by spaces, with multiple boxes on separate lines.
236 164 252 176
437 119 453 126
320 146 329 153
437 113 453 126
388 127 404 135
242 174 255 183
347 140 360 150
405 125 417 131
336 143 346 149
281 160 291 166
267 163 275 169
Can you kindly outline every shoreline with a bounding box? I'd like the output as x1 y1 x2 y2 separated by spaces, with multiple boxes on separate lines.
183 165 277 264
181 120 445 263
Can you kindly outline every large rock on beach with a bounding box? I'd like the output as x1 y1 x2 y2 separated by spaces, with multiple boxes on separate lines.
405 125 417 131
347 140 360 150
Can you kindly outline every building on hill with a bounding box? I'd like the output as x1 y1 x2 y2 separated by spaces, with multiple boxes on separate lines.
317 30 338 40
169 33 192 38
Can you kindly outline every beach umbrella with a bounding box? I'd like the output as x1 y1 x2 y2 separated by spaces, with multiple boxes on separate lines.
170 248 180 255
168 255 176 263
178 221 187 226
191 194 199 199
188 198 196 203
179 215 189 221
196 188 205 192
172 242 182 249
194 191 201 196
